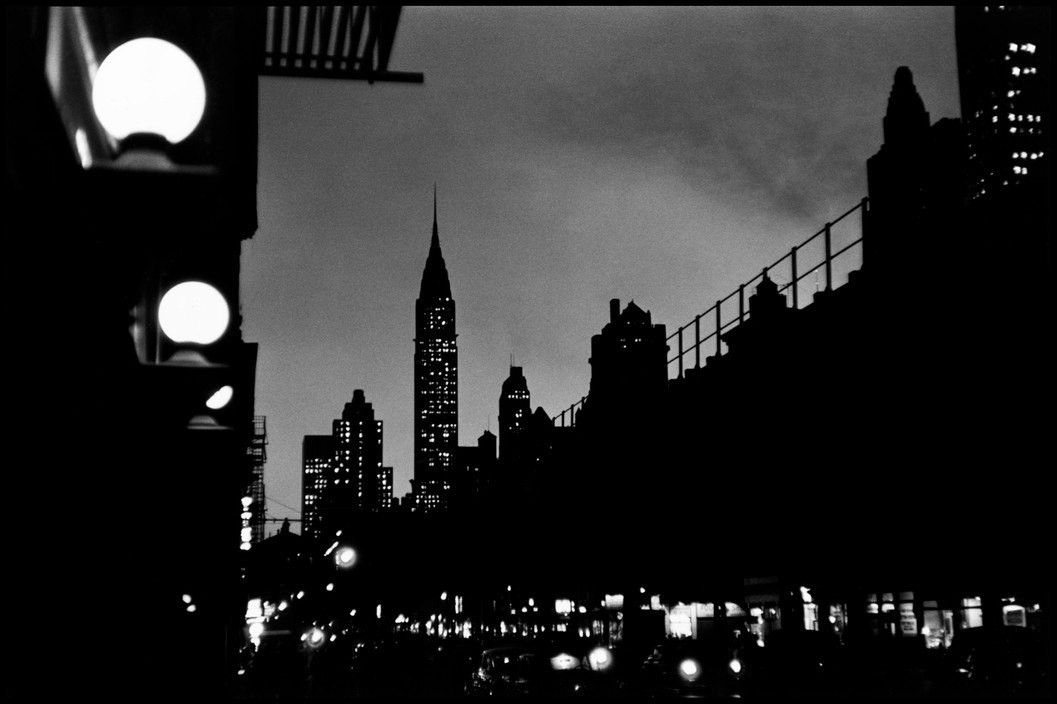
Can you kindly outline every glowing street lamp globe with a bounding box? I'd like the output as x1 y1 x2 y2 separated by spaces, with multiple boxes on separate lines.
92 38 206 144
335 546 357 568
158 281 230 345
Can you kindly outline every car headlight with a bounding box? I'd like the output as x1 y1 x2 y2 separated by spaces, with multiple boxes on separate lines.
679 658 701 681
550 652 578 670
729 657 743 675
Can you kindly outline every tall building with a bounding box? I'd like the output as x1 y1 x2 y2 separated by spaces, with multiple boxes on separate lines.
332 389 388 516
499 366 531 464
377 466 394 511
302 390 392 540
866 67 966 277
413 190 459 512
955 5 1050 201
301 434 334 543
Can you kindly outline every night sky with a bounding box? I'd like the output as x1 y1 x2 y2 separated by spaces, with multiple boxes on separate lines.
243 7 959 529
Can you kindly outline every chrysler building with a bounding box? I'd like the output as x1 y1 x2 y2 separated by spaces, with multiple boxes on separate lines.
412 190 458 511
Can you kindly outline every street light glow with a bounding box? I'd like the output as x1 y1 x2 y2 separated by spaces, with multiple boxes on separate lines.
305 627 325 647
158 281 230 345
92 38 206 144
335 546 357 567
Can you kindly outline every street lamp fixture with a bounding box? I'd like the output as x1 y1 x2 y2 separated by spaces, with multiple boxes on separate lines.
158 281 230 346
92 37 206 145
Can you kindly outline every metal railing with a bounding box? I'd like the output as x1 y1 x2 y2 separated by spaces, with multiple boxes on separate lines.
555 395 587 428
667 197 868 377
552 197 869 426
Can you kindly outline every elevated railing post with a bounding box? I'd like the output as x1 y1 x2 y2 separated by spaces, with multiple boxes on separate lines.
715 302 722 357
677 327 684 378
790 247 799 309
738 284 745 324
824 222 833 291
694 315 701 368
860 197 869 269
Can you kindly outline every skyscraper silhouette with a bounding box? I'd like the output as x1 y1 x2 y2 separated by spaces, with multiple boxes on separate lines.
413 189 458 512
499 365 531 464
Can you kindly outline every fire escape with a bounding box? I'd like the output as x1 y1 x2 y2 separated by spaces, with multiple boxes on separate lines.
247 415 268 544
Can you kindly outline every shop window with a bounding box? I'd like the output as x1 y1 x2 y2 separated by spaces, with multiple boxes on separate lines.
1003 603 1027 627
803 603 819 631
960 596 984 629
897 592 917 636
828 604 846 634
921 600 955 649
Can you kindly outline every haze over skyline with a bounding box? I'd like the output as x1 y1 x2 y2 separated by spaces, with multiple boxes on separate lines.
243 6 959 527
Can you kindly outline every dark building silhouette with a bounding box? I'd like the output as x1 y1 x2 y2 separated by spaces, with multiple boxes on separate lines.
331 389 389 519
301 434 334 543
245 518 312 603
582 298 668 423
527 406 554 467
956 5 1050 201
452 429 498 509
499 365 531 464
866 66 967 278
413 190 459 512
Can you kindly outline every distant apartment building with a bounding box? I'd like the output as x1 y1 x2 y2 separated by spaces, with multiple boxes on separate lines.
956 5 1050 201
301 434 334 543
301 389 393 541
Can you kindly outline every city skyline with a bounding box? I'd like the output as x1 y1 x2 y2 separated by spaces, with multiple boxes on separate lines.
13 5 1050 699
243 7 960 525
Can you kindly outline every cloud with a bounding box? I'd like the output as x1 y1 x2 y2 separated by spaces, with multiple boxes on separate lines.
520 7 952 224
